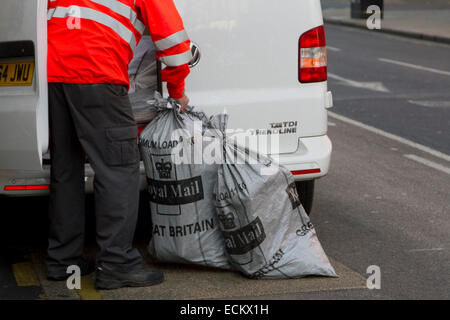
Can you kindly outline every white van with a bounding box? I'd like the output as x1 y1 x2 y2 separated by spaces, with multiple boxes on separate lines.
0 0 332 214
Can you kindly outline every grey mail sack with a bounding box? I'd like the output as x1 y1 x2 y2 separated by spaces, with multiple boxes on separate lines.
139 94 230 269
211 113 338 279
128 36 159 126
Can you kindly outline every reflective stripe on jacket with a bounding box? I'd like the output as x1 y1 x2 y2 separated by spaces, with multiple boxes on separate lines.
47 0 192 98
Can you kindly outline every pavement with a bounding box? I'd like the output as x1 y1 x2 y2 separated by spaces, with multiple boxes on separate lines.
29 251 366 300
321 0 450 44
0 198 367 300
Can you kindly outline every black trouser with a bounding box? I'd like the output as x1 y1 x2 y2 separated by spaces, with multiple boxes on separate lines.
47 83 142 273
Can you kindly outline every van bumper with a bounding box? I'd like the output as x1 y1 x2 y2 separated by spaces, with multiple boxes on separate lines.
0 135 331 196
0 163 148 197
276 134 332 181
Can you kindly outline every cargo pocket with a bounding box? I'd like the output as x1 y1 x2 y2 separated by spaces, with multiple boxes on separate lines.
105 84 128 97
105 126 140 166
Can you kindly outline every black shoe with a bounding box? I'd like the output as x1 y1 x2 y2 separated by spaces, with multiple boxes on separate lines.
47 258 95 281
95 264 164 290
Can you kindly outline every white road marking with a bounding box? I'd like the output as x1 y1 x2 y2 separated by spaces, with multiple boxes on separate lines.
408 100 450 108
379 58 450 77
404 154 450 175
328 73 390 93
328 111 450 162
409 248 444 253
327 46 341 52
328 121 337 127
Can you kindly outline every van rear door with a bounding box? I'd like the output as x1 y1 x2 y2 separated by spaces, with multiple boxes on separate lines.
0 0 48 171
173 0 329 155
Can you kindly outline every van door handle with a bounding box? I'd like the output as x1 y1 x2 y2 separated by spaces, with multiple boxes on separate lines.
189 42 201 68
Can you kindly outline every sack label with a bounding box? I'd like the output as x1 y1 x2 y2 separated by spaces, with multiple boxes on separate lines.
139 138 180 150
296 221 314 237
152 218 215 238
148 176 204 205
215 182 247 202
250 248 285 279
223 217 266 255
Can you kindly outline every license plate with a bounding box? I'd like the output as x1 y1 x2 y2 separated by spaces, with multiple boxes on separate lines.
0 61 35 86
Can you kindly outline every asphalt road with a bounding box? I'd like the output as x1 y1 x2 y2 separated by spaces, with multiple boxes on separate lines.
314 24 450 299
325 24 450 155
0 24 449 300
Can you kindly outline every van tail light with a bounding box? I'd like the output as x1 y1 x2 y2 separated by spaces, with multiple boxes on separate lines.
291 169 321 176
4 185 50 191
137 126 145 137
299 25 327 83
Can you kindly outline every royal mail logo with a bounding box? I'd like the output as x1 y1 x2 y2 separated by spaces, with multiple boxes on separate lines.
147 176 204 206
218 212 236 230
223 217 266 255
155 158 173 179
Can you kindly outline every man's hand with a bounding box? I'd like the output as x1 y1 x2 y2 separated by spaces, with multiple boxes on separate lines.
174 94 189 113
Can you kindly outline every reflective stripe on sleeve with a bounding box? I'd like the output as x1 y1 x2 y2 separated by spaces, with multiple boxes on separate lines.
49 6 137 51
159 49 193 67
154 30 189 51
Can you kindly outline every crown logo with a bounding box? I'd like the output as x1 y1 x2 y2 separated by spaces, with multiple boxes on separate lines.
218 212 236 230
155 158 173 179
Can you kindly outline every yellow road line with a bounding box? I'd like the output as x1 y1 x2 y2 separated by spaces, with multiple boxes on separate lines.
78 275 102 300
12 262 40 287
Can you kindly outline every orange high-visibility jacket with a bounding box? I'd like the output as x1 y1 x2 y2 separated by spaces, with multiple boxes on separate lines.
47 0 192 98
